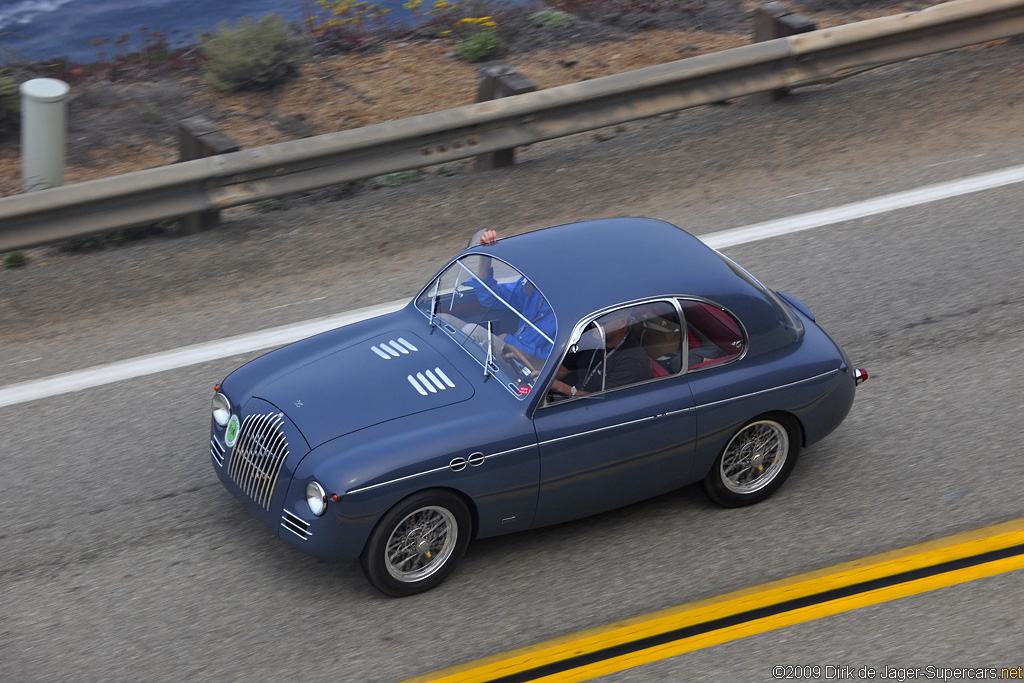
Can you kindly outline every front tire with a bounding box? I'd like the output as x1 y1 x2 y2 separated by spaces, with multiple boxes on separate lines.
360 490 471 597
702 414 801 507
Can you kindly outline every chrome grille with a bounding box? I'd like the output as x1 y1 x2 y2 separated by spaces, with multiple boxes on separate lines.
225 412 290 511
281 509 312 540
210 437 226 467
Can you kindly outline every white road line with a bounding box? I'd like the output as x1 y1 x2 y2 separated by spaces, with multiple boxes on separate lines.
3 162 1024 408
0 302 404 408
267 295 327 311
927 154 986 168
785 187 833 199
0 357 42 369
700 163 1024 250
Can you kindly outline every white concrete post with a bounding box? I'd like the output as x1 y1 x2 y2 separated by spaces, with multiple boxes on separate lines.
20 78 70 192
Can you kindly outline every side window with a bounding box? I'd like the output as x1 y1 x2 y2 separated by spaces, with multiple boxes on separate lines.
678 299 745 371
635 301 682 377
549 302 679 401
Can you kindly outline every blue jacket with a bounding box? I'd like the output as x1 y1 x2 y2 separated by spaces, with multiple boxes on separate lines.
476 275 556 359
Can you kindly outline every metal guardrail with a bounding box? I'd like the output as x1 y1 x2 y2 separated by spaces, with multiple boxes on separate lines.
2 0 1023 252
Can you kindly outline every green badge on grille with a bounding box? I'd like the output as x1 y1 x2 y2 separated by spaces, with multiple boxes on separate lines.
225 414 240 447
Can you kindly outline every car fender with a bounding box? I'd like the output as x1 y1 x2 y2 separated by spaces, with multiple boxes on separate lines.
283 403 540 561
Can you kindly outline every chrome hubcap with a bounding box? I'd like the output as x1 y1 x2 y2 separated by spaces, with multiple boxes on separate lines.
720 420 789 494
385 506 457 582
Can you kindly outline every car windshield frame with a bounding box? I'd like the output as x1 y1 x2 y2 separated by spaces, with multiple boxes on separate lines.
415 255 556 400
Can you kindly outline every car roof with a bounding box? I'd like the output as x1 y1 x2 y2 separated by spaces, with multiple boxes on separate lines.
461 218 748 333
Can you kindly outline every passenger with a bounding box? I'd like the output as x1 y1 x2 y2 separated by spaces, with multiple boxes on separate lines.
461 230 555 370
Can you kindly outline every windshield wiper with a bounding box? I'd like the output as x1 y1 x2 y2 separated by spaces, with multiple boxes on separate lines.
428 278 440 327
484 320 494 377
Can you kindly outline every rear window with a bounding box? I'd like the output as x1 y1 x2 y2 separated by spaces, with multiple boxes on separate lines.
678 299 745 370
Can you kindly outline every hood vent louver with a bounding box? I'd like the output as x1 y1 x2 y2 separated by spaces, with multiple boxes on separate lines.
371 337 419 359
407 367 456 396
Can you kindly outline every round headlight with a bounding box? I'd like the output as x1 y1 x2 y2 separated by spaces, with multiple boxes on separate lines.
212 392 232 427
306 481 327 517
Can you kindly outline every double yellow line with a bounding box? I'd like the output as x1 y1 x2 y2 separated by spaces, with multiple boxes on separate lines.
402 519 1024 683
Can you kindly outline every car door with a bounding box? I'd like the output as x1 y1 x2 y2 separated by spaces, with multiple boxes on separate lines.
531 300 698 528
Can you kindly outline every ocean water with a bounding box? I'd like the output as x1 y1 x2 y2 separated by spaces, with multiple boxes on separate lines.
0 0 411 63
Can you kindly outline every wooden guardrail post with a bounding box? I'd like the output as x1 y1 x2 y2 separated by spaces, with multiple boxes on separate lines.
475 64 537 171
753 2 817 103
177 116 240 234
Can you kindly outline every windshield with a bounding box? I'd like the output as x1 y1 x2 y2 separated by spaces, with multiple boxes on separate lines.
415 255 556 399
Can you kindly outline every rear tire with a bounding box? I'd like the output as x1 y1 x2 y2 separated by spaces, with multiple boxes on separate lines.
360 490 471 597
702 414 801 507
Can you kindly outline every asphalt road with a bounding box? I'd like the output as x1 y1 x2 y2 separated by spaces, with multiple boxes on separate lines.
2 42 1023 681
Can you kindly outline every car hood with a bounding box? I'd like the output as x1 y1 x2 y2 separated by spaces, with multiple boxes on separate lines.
251 330 475 448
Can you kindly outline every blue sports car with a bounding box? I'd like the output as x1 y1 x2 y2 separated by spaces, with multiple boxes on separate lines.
210 218 866 596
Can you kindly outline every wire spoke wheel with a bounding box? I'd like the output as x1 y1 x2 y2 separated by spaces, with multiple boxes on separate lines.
384 506 458 583
702 414 799 507
719 419 790 494
362 490 471 596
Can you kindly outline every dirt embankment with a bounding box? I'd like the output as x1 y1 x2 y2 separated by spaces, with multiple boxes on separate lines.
0 1 934 198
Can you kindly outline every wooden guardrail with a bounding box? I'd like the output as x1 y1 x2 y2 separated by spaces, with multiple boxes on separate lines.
1 0 1023 252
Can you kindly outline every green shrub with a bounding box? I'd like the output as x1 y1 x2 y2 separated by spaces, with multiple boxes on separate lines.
0 72 19 139
255 198 289 212
531 9 574 30
4 251 27 268
201 14 303 92
455 30 502 63
381 169 425 186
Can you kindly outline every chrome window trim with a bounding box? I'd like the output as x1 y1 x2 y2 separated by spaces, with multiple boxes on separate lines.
677 296 750 375
539 297 690 409
672 297 687 368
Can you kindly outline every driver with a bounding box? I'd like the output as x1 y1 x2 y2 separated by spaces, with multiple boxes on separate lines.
549 307 651 397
